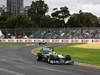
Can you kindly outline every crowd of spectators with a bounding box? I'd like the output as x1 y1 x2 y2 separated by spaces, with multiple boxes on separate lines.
33 28 100 39
0 28 100 39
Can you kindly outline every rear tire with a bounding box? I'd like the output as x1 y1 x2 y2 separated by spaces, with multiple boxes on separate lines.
37 53 42 61
48 55 55 64
49 60 54 64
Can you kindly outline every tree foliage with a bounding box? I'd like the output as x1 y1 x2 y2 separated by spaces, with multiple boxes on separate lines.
28 0 48 27
0 13 34 28
67 11 98 27
0 12 12 28
28 0 48 16
51 6 70 27
0 1 100 28
5 15 33 28
51 7 70 22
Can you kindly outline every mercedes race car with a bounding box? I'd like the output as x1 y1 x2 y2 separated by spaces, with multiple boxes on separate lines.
37 47 74 65
38 42 47 45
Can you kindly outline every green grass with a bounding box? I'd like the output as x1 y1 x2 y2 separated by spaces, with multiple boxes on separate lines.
54 44 100 66
0 43 28 46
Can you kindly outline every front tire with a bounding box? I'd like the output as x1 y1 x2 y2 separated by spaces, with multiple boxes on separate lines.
65 55 71 60
59 58 65 64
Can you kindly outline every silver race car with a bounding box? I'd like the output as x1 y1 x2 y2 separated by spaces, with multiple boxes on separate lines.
37 47 74 65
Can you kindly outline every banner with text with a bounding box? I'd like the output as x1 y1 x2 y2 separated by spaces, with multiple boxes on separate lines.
0 39 100 43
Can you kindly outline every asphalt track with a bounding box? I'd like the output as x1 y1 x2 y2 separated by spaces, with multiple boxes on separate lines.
0 45 100 75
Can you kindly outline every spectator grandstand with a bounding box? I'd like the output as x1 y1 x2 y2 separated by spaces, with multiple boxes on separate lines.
0 28 100 39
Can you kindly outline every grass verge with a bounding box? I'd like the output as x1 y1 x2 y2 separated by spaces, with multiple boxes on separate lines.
54 43 100 66
0 43 28 46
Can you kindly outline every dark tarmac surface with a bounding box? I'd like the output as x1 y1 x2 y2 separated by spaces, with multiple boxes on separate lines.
0 45 100 75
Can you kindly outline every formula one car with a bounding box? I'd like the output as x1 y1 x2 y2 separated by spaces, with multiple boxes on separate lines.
38 42 47 45
37 47 74 65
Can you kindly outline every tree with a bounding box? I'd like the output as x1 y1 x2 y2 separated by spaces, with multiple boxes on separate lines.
5 15 34 28
38 15 64 28
51 6 70 27
0 11 12 28
0 7 5 16
28 0 48 27
67 11 98 27
97 17 100 27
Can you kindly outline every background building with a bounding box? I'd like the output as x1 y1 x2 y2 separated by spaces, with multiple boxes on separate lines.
23 6 30 15
7 0 23 15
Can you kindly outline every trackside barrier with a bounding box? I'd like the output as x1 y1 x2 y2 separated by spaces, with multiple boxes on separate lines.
0 39 100 43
